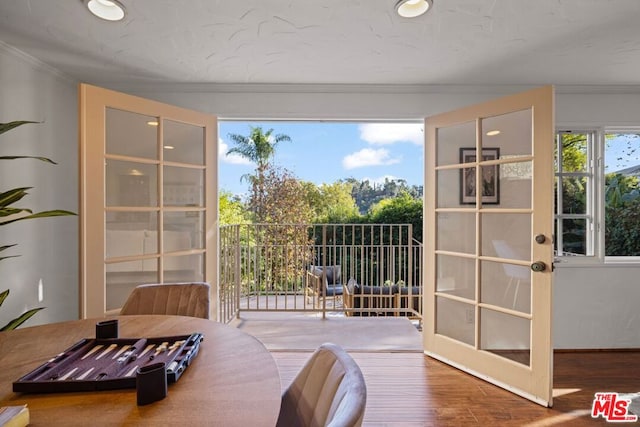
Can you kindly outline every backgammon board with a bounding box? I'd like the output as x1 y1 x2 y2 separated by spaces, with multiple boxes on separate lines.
12 320 203 393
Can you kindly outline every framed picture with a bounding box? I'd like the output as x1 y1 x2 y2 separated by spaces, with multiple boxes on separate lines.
459 147 500 204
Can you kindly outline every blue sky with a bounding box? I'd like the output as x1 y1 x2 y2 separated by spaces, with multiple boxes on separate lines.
218 121 424 197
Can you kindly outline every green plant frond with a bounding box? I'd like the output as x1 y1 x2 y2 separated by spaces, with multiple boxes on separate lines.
0 155 56 164
0 121 39 136
0 244 17 252
0 289 8 306
0 187 32 207
0 207 32 218
1 307 45 331
0 255 20 262
0 209 76 226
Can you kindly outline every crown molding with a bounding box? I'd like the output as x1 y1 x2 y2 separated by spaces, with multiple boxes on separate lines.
0 41 75 84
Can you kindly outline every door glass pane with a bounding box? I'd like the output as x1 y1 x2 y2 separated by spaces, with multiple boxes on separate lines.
436 297 474 346
481 109 532 157
163 119 205 165
480 308 531 367
106 160 158 207
165 211 204 250
436 168 465 208
437 212 475 254
106 108 158 159
480 259 531 313
481 213 531 259
436 255 475 300
164 167 204 207
436 121 475 167
164 254 203 282
499 161 532 209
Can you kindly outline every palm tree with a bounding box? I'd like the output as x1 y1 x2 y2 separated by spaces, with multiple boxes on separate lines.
226 126 291 220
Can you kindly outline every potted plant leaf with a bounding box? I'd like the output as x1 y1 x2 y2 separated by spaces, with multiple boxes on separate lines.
0 120 76 331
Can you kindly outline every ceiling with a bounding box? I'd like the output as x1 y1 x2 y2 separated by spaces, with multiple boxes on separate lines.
1 0 640 88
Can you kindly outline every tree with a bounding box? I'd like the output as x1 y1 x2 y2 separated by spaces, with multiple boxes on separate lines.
368 191 423 242
226 126 291 219
312 182 360 223
219 191 250 225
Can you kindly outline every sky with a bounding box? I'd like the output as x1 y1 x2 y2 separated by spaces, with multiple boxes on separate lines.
218 121 424 198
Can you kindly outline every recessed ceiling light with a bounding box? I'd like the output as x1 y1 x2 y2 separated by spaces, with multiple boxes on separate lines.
164 145 175 150
85 0 126 22
486 130 501 136
395 0 433 18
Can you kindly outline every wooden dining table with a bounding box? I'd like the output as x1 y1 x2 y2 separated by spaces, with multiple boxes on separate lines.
0 315 282 426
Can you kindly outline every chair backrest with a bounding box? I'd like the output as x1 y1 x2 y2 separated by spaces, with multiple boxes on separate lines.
310 265 342 285
120 282 210 319
276 342 367 427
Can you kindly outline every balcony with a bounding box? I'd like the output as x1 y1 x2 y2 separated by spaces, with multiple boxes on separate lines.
219 223 423 324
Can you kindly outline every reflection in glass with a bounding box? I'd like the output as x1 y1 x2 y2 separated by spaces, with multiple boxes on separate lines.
436 121 475 167
436 255 475 300
497 161 532 209
481 259 531 313
480 308 531 366
164 254 204 282
437 168 465 208
481 109 532 158
481 213 531 259
437 212 475 254
163 167 204 207
106 160 158 207
164 211 204 251
436 297 474 346
106 108 158 159
163 120 205 165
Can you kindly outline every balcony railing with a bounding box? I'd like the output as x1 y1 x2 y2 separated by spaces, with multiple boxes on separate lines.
219 223 423 323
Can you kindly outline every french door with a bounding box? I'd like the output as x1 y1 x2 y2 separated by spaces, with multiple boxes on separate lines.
424 86 555 406
79 84 217 318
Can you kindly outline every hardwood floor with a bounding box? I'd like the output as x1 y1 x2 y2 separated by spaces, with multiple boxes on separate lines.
272 350 640 426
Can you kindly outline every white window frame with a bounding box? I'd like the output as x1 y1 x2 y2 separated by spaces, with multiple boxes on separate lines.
556 126 640 265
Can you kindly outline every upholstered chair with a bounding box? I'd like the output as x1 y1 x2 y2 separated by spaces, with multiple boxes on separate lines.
276 342 367 427
120 282 210 319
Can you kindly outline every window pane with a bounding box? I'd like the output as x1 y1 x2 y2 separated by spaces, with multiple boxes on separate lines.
604 133 640 256
558 218 587 256
558 133 588 173
561 177 587 214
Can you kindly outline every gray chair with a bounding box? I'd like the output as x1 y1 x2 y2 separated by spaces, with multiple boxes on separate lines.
276 342 367 427
120 282 210 319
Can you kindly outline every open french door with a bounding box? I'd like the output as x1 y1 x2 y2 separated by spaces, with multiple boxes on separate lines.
424 86 555 406
79 84 217 318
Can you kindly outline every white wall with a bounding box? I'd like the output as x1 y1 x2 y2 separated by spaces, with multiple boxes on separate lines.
0 44 78 326
3 42 640 348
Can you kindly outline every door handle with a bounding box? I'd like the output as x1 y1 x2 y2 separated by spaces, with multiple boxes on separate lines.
531 261 546 272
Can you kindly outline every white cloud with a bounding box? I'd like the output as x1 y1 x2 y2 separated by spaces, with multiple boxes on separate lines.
219 139 253 165
359 123 423 145
342 148 401 170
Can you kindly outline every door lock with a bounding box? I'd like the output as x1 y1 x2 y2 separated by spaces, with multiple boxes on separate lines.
531 261 546 272
534 234 546 244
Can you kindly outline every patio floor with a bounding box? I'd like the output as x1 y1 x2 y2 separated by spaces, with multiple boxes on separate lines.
231 311 422 352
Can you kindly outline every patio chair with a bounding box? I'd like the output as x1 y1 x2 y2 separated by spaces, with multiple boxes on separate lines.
119 282 210 319
276 342 367 427
306 265 344 308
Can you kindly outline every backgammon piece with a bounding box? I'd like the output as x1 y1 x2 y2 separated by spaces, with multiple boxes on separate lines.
80 344 104 360
138 344 155 358
95 343 118 360
111 344 131 359
124 365 139 377
57 367 79 381
150 341 169 359
76 367 95 380
166 340 186 356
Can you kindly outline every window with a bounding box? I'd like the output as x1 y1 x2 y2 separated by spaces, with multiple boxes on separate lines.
603 131 640 258
555 129 640 262
555 131 595 257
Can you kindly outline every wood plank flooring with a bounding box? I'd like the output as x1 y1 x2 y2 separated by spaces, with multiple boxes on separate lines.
272 350 640 426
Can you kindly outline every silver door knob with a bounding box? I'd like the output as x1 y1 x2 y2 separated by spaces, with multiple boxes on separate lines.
531 261 546 272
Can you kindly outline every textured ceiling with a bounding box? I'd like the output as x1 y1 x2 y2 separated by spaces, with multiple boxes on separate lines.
1 0 640 87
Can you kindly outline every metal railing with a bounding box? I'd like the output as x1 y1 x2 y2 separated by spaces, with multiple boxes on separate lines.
219 223 423 323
